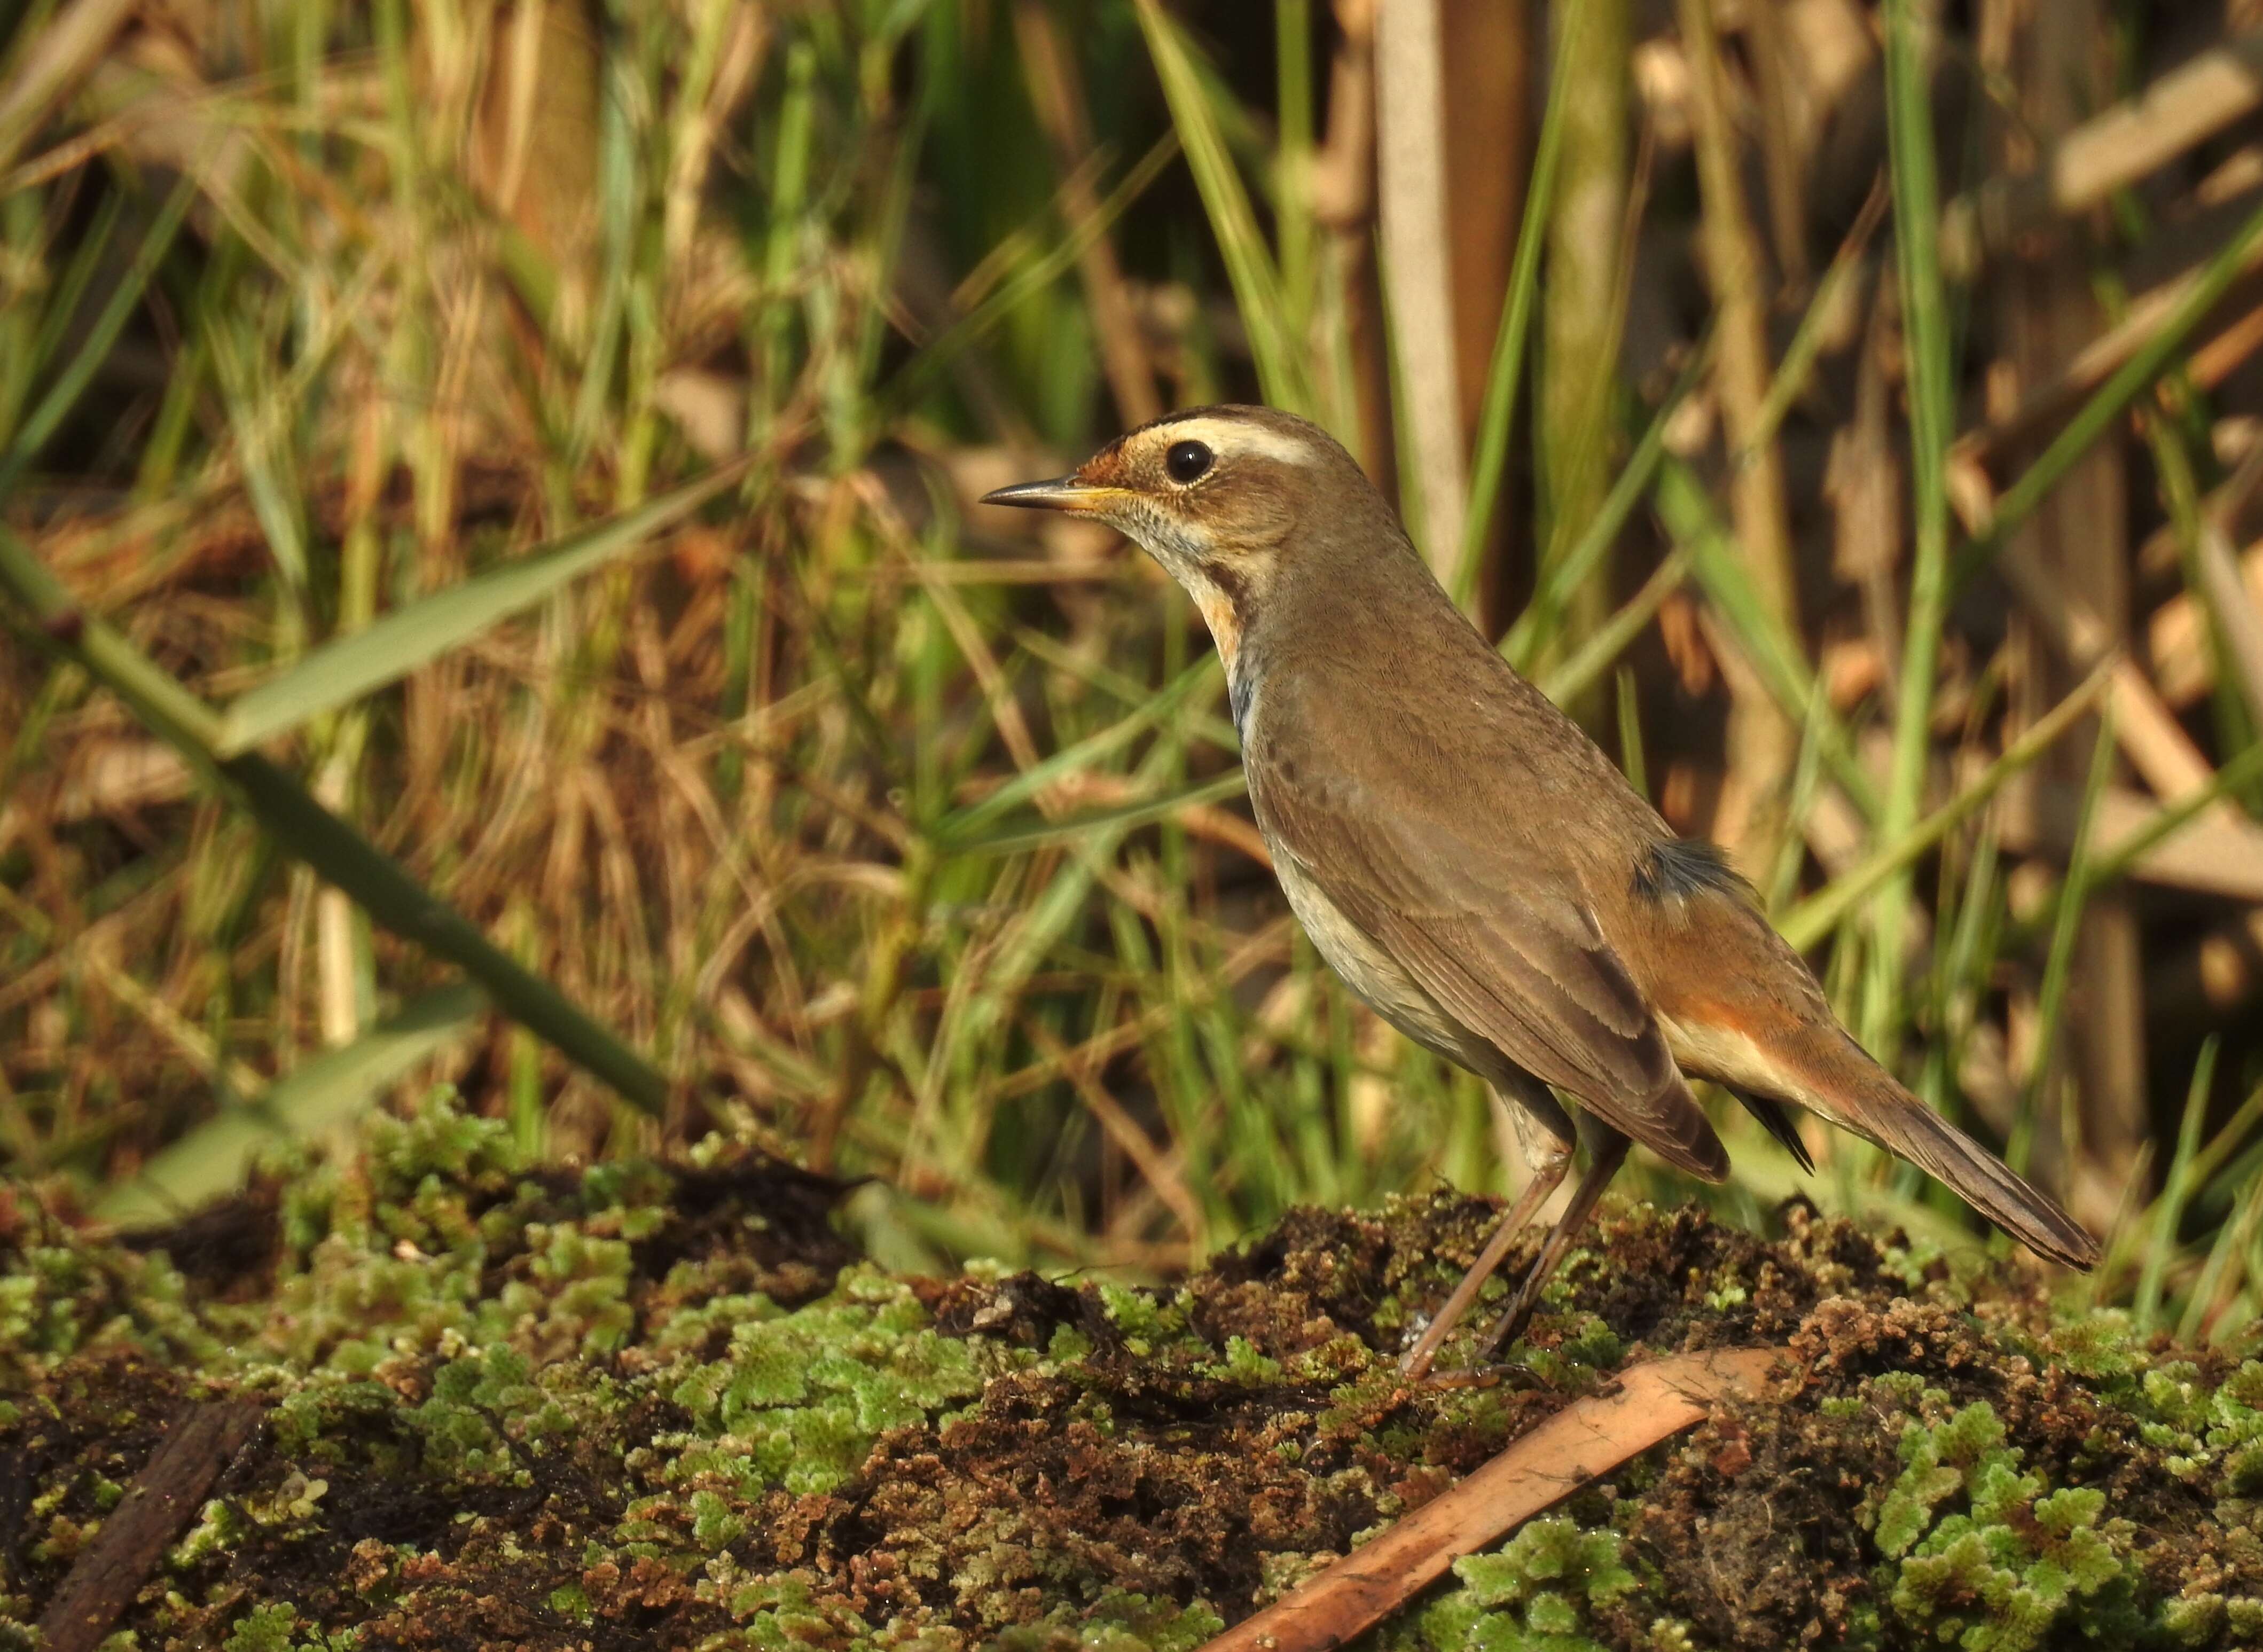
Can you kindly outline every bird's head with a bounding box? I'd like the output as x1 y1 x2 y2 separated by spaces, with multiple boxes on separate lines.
982 405 1381 667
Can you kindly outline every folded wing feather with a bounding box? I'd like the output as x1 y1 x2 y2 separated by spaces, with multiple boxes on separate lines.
1251 749 1728 1183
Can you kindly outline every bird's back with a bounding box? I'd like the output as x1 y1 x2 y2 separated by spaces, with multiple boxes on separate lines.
1244 513 1671 906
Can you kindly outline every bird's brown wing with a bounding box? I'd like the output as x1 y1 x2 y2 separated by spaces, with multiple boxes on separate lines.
1251 748 1728 1182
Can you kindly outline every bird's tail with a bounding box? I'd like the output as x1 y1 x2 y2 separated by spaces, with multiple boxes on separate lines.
1813 1040 2101 1271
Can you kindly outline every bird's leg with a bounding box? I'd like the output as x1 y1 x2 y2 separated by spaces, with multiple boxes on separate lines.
1398 1150 1567 1380
1472 1128 1632 1363
1399 1082 1572 1381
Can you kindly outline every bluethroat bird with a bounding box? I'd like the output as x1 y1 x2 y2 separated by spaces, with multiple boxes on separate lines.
985 405 2099 1379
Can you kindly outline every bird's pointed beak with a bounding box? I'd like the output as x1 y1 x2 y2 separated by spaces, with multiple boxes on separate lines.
980 475 1112 513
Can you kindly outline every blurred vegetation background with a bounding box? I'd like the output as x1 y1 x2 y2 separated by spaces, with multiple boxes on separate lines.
3 0 2263 1340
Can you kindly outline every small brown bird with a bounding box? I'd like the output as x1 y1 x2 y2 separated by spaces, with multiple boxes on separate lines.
985 405 2100 1377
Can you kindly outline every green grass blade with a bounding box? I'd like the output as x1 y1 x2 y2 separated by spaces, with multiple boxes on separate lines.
0 175 197 502
1505 340 1708 670
2179 1155 2260 1346
882 135 1179 422
20 188 124 408
1769 684 1839 914
2014 708 2119 1171
1740 191 1882 463
1012 623 1242 749
928 657 1221 844
1874 0 1956 1050
94 983 487 1227
1537 543 1694 710
1274 0 1315 342
1615 665 1647 798
216 458 749 755
222 752 668 1111
2011 739 2263 945
943 769 1247 857
0 528 230 754
2137 1040 2219 1333
210 318 314 600
1131 0 1311 413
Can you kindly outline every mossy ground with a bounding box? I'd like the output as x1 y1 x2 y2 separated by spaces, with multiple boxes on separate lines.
4 1095 2260 1652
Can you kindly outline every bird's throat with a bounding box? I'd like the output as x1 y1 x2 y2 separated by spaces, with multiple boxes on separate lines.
1182 560 1251 672
1190 578 1241 674
1180 562 1257 735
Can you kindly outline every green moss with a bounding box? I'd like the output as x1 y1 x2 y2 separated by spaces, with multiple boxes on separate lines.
1096 1282 1182 1353
656 1267 986 1490
1517 1314 1624 1392
993 1591 1225 1652
2212 1362 2263 1494
1865 1387 2143 1650
10 1099 2263 1652
1410 1518 1656 1652
220 1602 359 1652
2048 1307 2146 1382
223 1603 302 1652
1203 1335 1285 1384
0 1226 221 1387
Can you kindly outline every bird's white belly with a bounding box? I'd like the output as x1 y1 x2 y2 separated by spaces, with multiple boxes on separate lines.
1272 852 1478 1068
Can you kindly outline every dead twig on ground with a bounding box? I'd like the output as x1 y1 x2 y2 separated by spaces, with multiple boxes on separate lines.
37 1399 265 1652
1196 1348 1790 1652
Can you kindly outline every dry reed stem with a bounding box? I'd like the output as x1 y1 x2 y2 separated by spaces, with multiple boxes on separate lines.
2151 533 2263 705
1195 1348 1790 1652
1679 0 1801 867
987 918 1297 1106
2167 907 2263 1020
1439 0 1528 448
662 6 767 270
1952 258 2263 485
2196 516 2263 727
1744 0 1811 291
1986 0 2146 1187
1995 543 2234 815
1312 0 1396 496
1829 276 1906 702
1539 0 1631 679
1375 0 1466 569
0 884 261 1098
1024 1017 1203 1243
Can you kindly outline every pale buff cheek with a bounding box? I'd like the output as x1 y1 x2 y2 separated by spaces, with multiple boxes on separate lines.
1115 505 1252 674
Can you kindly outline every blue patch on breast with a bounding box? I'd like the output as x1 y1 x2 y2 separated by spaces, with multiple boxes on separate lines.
1228 673 1251 741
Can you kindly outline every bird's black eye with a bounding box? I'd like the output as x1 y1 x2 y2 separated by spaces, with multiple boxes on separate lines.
1164 440 1213 484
